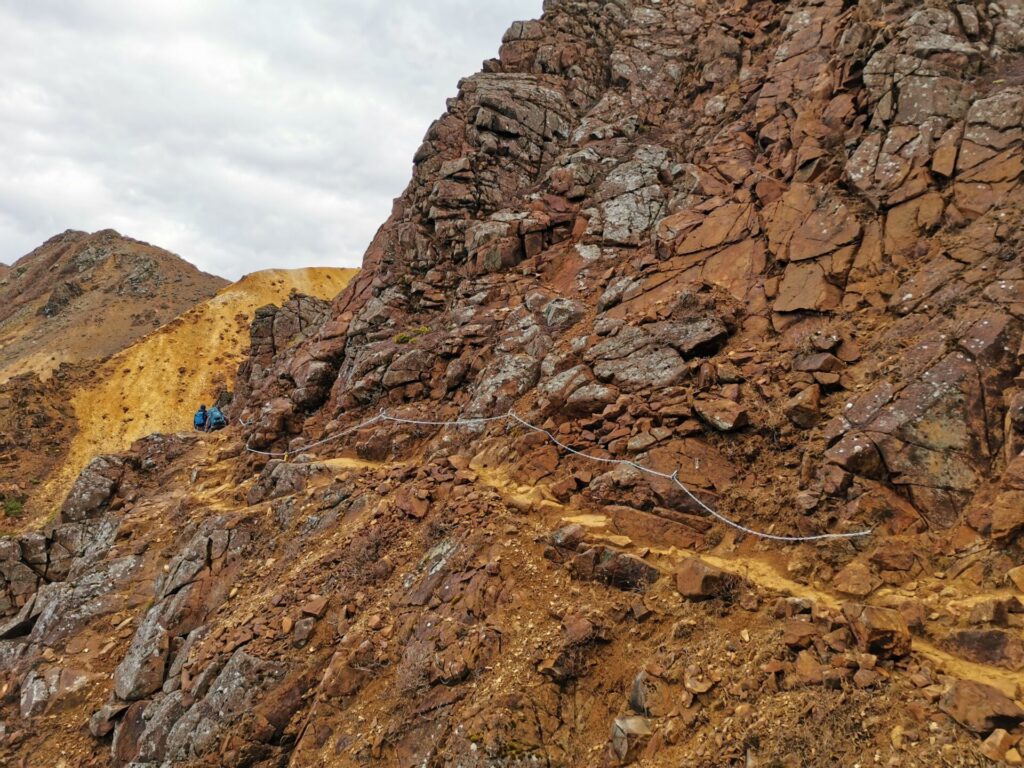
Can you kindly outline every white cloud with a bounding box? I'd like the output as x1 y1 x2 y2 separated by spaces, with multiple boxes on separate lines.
0 0 543 278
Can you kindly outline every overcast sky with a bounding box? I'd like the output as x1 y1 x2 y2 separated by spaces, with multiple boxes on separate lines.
0 0 542 278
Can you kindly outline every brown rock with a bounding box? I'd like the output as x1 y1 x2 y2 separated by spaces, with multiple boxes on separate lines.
949 630 1024 671
842 603 911 658
1007 566 1024 593
694 398 749 432
675 558 734 600
302 596 329 619
782 620 820 650
793 353 845 373
833 561 875 597
794 650 824 684
939 680 1024 734
980 729 1016 762
610 716 652 764
785 385 822 429
991 492 1024 541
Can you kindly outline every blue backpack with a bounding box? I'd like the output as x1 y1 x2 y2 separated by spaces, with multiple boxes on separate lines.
207 407 227 430
194 409 207 429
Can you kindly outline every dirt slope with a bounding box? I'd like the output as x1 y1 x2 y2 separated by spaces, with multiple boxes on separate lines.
0 229 228 384
47 268 356 513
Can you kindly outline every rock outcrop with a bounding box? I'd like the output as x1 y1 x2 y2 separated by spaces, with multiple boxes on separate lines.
4 1 1024 766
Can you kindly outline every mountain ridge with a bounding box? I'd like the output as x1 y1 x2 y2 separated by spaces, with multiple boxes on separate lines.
0 228 228 384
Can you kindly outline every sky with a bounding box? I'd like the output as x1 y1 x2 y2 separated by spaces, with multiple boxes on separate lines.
0 0 543 279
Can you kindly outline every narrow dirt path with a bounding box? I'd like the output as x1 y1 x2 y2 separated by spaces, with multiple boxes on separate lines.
466 462 1024 698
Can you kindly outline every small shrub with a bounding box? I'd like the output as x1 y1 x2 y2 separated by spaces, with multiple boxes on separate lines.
3 499 24 518
394 326 432 345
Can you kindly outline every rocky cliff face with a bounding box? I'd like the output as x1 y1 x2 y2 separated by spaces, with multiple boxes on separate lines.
4 1 1024 766
241 0 1024 547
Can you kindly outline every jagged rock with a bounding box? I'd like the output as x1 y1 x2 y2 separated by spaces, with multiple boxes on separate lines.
610 716 653 764
991 492 1024 541
948 630 1024 671
19 667 92 719
246 459 329 504
89 701 130 738
11 2 1024 766
833 561 875 597
785 385 822 429
569 547 660 591
694 398 748 432
114 605 171 701
675 558 734 600
59 455 124 522
161 650 288 762
940 680 1024 735
843 604 912 659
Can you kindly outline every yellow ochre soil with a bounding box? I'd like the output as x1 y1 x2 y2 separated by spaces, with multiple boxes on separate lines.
46 267 356 515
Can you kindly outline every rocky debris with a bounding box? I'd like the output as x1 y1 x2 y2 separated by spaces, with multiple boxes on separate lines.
9 1 1024 766
246 459 330 504
114 650 289 765
114 518 249 701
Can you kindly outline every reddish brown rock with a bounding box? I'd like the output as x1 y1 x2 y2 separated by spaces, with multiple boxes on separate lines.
694 398 749 432
940 680 1024 735
949 630 1024 671
991 492 1024 541
302 596 329 619
832 561 875 597
785 385 822 429
842 604 911 659
675 558 734 600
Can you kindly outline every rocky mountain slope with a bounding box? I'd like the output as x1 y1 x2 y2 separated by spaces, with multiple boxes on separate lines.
3 0 1024 766
0 231 354 531
0 230 228 384
51 268 357 512
0 230 227 530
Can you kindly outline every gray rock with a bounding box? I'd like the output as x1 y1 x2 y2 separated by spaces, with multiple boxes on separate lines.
114 604 170 701
60 455 125 523
163 651 288 763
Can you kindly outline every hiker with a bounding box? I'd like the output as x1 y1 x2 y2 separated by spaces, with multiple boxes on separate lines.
205 405 227 432
193 405 208 431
